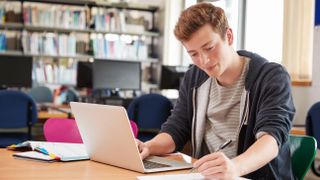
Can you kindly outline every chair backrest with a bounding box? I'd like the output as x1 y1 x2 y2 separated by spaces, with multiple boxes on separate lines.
28 86 53 103
127 93 173 141
306 102 320 149
127 93 173 129
44 118 138 143
289 135 317 180
0 90 38 147
44 118 83 143
305 102 320 177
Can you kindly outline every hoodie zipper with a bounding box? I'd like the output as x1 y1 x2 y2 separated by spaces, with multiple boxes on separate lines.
191 87 197 157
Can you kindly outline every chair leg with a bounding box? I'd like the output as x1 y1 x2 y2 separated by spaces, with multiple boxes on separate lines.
311 161 320 176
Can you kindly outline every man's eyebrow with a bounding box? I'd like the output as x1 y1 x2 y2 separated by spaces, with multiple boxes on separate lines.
187 40 213 54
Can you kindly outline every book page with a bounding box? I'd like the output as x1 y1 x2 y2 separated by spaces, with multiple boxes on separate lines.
13 151 55 161
28 141 89 161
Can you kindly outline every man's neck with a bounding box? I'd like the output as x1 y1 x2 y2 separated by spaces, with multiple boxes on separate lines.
217 52 245 87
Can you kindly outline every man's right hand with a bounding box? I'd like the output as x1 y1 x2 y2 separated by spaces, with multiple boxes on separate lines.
136 139 150 159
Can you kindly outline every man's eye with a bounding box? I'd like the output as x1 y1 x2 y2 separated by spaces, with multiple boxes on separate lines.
206 46 214 51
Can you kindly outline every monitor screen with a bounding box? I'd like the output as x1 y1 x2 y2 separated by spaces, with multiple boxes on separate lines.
93 60 141 90
160 65 188 90
0 55 33 88
77 61 93 88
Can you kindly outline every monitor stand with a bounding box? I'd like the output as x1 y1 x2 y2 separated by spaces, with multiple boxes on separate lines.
0 85 8 90
109 89 120 98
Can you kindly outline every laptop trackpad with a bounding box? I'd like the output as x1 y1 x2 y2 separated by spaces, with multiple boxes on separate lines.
144 156 191 169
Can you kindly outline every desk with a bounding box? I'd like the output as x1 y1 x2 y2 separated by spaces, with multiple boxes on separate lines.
38 104 73 121
0 149 190 179
290 127 306 135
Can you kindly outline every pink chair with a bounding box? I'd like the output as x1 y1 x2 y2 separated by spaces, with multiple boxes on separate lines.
43 118 138 143
130 120 138 138
44 118 83 143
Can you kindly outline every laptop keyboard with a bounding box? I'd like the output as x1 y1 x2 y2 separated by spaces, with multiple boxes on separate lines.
143 160 172 169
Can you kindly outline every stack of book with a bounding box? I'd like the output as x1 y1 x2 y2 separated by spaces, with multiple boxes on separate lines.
23 2 87 30
91 7 126 32
33 58 77 85
0 31 22 52
0 1 22 24
21 31 80 56
90 33 148 60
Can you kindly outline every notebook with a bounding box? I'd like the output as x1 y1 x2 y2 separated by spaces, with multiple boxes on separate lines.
70 102 192 173
9 141 89 161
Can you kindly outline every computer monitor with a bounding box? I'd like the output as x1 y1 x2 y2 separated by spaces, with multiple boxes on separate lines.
160 65 188 90
93 60 141 90
77 61 93 88
0 55 33 88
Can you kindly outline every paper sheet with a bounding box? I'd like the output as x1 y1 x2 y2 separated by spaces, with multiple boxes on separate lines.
13 151 55 161
137 173 207 180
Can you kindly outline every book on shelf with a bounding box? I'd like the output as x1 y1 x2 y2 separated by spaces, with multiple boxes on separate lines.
90 33 148 60
22 2 87 30
33 58 77 85
7 141 89 162
92 7 126 32
21 30 89 57
0 1 22 24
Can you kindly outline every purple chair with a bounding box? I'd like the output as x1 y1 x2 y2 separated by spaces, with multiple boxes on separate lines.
44 118 138 143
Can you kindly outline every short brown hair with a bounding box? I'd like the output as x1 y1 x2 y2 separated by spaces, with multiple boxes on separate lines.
174 3 229 42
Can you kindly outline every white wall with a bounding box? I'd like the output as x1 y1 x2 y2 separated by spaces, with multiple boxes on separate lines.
162 0 184 65
292 27 320 125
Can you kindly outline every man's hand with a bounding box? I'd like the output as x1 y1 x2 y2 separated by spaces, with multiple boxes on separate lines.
193 152 240 180
136 139 150 159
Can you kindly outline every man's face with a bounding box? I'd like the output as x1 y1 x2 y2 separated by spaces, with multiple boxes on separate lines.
183 24 233 78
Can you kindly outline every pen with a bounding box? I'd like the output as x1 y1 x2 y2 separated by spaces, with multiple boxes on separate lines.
189 139 233 173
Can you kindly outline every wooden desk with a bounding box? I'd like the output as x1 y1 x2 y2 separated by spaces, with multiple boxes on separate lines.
290 127 306 135
38 110 69 119
0 149 190 179
38 104 73 120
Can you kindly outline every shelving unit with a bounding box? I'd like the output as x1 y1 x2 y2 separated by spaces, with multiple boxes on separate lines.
0 0 162 89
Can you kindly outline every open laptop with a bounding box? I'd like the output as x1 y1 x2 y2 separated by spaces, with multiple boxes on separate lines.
70 102 192 173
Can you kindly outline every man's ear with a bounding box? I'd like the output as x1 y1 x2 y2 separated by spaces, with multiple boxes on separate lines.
226 28 233 45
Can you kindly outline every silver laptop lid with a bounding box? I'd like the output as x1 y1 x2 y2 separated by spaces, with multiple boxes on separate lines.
70 102 145 172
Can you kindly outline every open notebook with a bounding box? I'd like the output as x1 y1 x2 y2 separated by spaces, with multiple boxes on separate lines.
8 141 89 162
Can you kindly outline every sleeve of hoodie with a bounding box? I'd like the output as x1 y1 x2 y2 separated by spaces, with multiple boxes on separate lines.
159 69 193 152
254 64 295 148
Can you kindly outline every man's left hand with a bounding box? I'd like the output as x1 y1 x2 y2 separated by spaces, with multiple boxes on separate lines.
193 152 240 180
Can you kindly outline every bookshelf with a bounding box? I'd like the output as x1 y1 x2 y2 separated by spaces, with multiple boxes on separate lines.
0 0 161 89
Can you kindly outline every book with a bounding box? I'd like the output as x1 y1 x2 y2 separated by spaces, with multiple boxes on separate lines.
8 141 89 162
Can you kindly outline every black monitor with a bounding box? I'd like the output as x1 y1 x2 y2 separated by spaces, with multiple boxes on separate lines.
160 65 188 90
77 61 93 88
93 60 141 90
0 55 33 88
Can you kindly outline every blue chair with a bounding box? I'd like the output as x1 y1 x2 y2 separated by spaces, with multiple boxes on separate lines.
306 102 320 176
127 93 173 142
28 86 53 103
0 90 38 147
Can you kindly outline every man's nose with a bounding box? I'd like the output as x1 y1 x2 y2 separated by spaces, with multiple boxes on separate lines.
200 53 210 66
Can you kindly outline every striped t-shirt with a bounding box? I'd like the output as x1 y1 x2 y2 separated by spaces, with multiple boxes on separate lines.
204 58 249 158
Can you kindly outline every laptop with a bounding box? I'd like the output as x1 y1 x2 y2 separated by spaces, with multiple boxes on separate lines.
70 102 192 173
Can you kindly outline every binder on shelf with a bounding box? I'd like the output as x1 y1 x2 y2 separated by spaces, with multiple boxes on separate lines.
8 141 89 162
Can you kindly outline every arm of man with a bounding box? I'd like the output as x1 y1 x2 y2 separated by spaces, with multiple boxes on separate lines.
137 132 176 159
194 134 278 179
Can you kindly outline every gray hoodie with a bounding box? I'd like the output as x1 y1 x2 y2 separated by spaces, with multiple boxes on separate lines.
160 50 295 179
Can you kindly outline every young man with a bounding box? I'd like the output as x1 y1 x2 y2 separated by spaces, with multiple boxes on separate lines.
137 3 295 179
